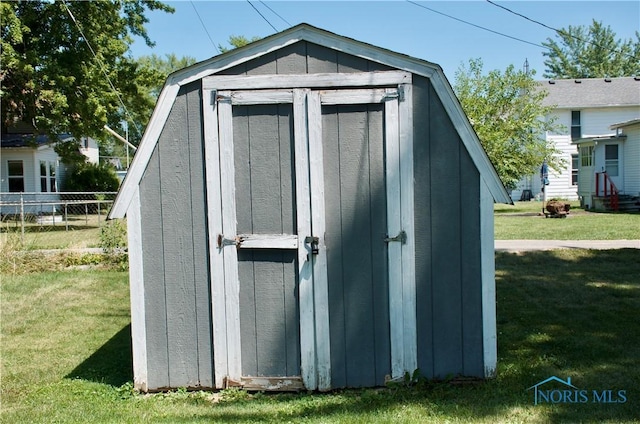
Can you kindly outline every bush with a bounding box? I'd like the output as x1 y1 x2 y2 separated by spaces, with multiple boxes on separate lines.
64 163 120 192
99 220 128 270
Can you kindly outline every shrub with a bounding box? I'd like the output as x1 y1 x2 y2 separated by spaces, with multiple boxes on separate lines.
99 220 128 270
64 163 120 192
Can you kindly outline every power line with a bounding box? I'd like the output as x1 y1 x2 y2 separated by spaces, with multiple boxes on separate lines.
61 0 143 139
486 0 559 33
405 0 545 49
259 1 292 28
246 0 278 32
485 0 637 60
190 1 221 54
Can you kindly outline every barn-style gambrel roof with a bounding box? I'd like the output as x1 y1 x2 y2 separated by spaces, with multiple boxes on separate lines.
109 23 510 219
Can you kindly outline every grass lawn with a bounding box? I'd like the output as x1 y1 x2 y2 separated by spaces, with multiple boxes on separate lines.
495 201 640 240
2 249 639 423
0 214 107 250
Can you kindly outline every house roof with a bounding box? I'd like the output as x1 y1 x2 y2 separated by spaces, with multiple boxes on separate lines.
1 133 72 148
539 77 640 108
611 118 640 129
109 23 511 219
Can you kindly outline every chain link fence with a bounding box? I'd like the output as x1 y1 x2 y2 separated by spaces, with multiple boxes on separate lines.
0 192 118 249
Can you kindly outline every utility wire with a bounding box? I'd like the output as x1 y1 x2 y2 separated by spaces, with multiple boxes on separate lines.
190 1 221 54
405 0 545 49
259 0 292 28
486 0 560 33
61 0 143 139
246 0 279 32
485 0 637 60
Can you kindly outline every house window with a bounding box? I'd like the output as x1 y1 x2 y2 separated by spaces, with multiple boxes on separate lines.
605 144 619 176
571 111 581 140
49 162 57 192
580 145 593 167
8 160 25 192
40 161 48 192
571 153 579 185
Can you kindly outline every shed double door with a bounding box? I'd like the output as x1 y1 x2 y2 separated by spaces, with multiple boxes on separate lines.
205 79 414 391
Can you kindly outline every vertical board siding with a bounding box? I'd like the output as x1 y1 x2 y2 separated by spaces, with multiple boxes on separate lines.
460 151 484 377
140 82 212 390
158 86 199 387
413 76 485 379
412 76 434 378
234 104 301 378
216 41 392 80
140 147 169 389
429 82 464 378
323 104 390 388
186 83 214 388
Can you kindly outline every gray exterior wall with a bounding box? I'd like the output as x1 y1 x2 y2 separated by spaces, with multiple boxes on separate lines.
137 42 487 390
413 75 485 379
139 81 213 390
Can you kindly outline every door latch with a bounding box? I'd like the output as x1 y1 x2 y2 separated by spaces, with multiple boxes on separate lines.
217 234 243 248
384 231 407 244
304 236 320 254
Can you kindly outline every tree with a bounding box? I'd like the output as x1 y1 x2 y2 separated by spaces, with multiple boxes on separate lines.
542 20 640 79
135 53 197 98
454 58 563 190
97 53 196 161
0 1 174 145
217 35 261 53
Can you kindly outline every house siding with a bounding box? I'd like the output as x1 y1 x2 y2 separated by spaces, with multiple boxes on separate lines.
622 124 640 196
2 149 37 193
139 81 213 390
413 75 484 379
512 97 640 202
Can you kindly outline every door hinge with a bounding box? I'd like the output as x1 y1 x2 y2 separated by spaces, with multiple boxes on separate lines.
384 230 407 244
397 84 405 102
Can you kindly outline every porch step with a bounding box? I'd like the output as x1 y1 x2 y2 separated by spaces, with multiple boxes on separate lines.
593 195 640 212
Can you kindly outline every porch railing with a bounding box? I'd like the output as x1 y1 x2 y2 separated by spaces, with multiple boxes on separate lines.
595 172 619 211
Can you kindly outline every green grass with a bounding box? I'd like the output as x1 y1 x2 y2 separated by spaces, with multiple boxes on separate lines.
0 214 106 249
495 201 640 240
2 250 639 423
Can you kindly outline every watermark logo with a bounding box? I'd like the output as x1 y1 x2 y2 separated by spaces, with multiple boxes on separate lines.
528 376 627 405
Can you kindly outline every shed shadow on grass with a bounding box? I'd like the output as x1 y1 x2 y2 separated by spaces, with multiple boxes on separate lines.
66 324 133 387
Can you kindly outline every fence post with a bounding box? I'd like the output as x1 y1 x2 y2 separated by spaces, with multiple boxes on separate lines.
64 202 69 231
20 193 25 243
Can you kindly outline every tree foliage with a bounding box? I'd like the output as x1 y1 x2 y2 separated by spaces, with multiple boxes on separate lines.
0 0 173 144
542 20 640 79
454 58 563 190
218 35 261 53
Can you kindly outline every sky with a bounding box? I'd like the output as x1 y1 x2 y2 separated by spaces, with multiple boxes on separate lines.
128 1 640 81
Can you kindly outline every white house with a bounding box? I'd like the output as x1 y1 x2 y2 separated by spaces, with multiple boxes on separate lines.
572 118 640 211
0 132 99 213
511 77 640 204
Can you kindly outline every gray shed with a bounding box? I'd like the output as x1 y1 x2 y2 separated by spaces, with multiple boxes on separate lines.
109 24 511 392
